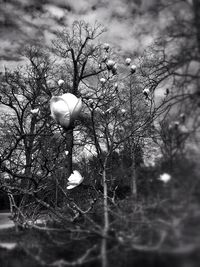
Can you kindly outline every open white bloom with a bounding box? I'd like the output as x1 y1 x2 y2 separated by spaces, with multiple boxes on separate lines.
100 78 106 84
130 64 136 73
125 58 131 65
158 173 171 183
30 108 39 115
67 170 84 190
103 43 110 51
58 79 64 86
107 60 115 69
65 150 69 156
50 93 82 129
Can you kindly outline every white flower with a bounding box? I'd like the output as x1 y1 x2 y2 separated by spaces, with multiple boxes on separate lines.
67 170 84 190
58 79 64 86
121 108 126 114
143 88 150 99
180 113 185 122
65 150 69 156
103 55 108 62
100 78 106 84
50 93 82 129
114 83 118 89
112 64 117 75
130 64 136 73
30 108 39 115
125 58 131 65
107 60 115 69
158 173 171 183
174 121 180 128
103 43 110 51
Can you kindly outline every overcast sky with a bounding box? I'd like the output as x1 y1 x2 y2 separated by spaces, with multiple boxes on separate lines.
0 0 185 70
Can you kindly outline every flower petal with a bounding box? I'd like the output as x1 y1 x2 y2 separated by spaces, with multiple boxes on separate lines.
67 170 84 190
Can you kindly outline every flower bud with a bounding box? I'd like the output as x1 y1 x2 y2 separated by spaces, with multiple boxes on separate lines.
125 58 131 65
130 64 136 73
58 79 64 86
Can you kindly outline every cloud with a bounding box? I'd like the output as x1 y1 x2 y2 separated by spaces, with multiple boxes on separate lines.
0 0 180 69
61 0 166 54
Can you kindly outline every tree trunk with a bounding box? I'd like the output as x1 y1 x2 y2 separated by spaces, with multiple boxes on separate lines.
64 128 74 187
101 163 109 267
131 152 137 200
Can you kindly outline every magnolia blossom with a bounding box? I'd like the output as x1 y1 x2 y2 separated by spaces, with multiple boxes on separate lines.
58 79 64 86
65 150 69 156
67 170 84 190
174 121 180 128
100 78 106 84
130 64 136 73
30 108 39 115
125 58 131 65
103 43 110 51
121 108 126 114
114 83 118 90
143 88 150 99
107 60 115 69
103 55 108 62
180 113 186 122
158 173 171 183
112 64 117 75
50 93 82 129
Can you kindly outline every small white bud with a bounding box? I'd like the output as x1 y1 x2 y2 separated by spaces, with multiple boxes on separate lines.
180 113 185 122
100 78 106 84
65 150 69 156
58 79 64 86
114 83 118 89
102 55 108 62
130 64 136 73
158 173 171 183
103 43 110 51
125 58 131 65
112 64 118 75
30 108 39 115
107 60 115 69
174 121 180 128
143 88 150 99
